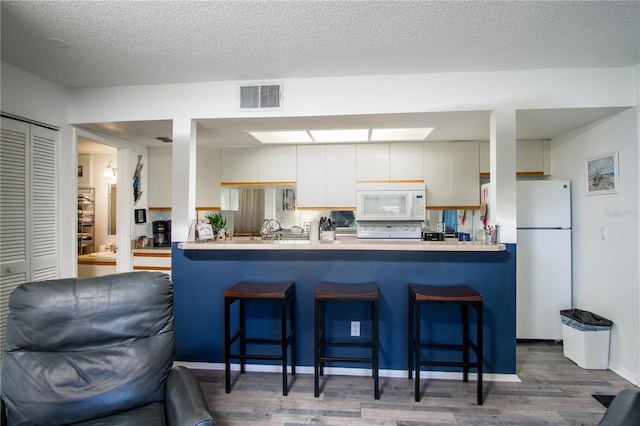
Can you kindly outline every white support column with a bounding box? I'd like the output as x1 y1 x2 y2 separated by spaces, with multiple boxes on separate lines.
489 110 517 244
172 118 197 242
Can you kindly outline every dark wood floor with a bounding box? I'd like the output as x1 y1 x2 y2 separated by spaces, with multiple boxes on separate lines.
193 341 635 425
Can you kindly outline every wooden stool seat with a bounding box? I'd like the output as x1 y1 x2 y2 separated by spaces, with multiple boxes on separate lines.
408 283 484 405
315 282 379 300
225 281 294 299
314 282 380 400
225 281 295 396
410 284 483 302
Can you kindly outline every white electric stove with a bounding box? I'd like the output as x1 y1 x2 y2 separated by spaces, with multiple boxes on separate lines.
356 222 422 240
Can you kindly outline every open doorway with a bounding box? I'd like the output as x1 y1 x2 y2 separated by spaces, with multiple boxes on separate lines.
77 138 118 277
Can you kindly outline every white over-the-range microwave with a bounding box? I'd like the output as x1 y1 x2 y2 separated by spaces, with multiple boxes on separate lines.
355 182 426 222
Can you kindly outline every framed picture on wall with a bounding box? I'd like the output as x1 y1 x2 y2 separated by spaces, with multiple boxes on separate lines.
586 151 619 195
134 208 147 224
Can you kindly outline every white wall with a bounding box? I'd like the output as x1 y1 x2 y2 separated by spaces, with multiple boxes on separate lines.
551 108 639 384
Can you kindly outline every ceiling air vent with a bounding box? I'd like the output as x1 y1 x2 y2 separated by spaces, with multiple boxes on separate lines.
239 83 282 110
155 136 173 143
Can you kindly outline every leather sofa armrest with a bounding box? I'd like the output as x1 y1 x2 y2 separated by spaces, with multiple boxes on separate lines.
598 388 640 426
165 366 216 426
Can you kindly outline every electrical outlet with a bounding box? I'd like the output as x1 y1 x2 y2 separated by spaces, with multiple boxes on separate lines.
350 321 360 337
303 222 310 233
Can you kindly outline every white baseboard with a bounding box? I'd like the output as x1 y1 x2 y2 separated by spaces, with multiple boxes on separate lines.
173 361 521 383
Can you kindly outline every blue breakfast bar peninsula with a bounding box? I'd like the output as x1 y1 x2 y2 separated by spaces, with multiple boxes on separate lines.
173 238 516 378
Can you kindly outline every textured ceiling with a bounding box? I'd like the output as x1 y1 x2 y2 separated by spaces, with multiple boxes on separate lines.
2 1 639 89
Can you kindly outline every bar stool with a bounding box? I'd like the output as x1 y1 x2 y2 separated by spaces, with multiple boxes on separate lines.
314 282 379 400
408 284 483 405
224 281 295 396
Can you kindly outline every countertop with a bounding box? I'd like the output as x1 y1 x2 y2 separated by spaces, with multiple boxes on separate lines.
178 238 505 252
132 247 172 255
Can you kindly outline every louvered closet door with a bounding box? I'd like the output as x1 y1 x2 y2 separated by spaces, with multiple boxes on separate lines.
30 124 58 281
1 118 30 352
0 117 59 353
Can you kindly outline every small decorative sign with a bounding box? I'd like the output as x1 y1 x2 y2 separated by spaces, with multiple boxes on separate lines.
586 152 619 195
195 223 215 241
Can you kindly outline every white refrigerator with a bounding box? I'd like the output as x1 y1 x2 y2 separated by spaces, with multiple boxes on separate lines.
516 180 572 340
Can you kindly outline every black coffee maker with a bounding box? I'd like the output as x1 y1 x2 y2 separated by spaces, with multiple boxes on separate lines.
153 220 171 247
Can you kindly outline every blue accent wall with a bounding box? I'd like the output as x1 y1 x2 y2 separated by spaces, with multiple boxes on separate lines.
171 243 517 374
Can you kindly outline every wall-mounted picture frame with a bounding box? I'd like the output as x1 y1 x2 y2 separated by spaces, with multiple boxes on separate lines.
586 151 619 195
134 208 147 224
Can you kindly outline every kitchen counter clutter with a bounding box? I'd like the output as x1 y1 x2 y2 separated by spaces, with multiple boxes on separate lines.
178 238 505 252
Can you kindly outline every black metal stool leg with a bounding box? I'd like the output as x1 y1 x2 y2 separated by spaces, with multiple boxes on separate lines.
290 293 296 376
373 299 379 400
414 300 421 402
477 302 484 405
224 297 232 393
462 304 469 382
408 294 413 380
239 299 246 373
280 298 288 396
314 298 321 397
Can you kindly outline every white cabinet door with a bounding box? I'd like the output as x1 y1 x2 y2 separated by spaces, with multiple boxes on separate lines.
326 144 356 208
221 147 259 183
196 147 221 209
389 142 423 181
423 142 452 207
133 252 172 277
296 145 326 208
479 141 490 175
259 146 296 183
481 140 550 176
356 144 389 181
148 147 173 208
516 139 545 174
424 141 479 208
451 141 479 207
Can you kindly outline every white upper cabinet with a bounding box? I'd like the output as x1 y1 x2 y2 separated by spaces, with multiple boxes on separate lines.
148 147 173 208
357 142 423 182
258 146 297 183
516 139 550 174
479 141 490 175
296 145 326 208
450 141 480 207
356 144 389 181
424 141 479 208
221 147 259 183
195 147 221 209
389 142 424 181
221 146 296 184
326 144 356 208
297 144 356 209
479 140 550 175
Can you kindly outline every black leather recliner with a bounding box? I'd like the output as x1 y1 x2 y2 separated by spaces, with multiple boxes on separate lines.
1 271 215 426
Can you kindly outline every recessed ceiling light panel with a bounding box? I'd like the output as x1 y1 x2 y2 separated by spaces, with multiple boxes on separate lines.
309 129 369 143
370 128 434 141
247 130 312 144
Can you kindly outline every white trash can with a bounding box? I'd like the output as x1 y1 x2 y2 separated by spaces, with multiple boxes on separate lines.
560 309 613 369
